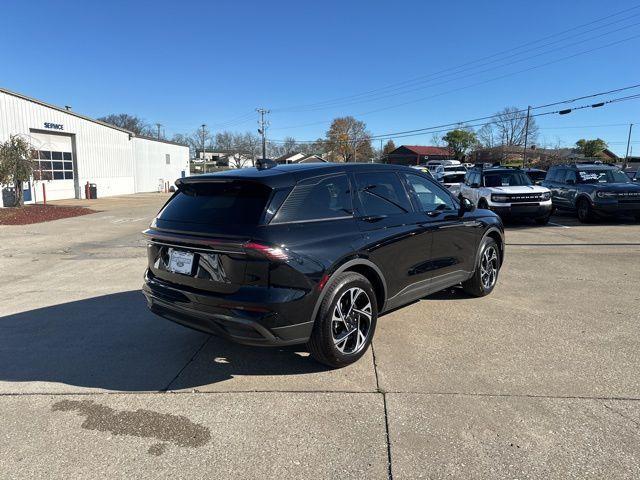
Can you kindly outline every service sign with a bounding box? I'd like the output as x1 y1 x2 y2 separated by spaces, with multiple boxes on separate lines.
44 122 64 130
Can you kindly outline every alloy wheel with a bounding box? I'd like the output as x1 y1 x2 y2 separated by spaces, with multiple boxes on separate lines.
480 246 498 290
332 287 372 355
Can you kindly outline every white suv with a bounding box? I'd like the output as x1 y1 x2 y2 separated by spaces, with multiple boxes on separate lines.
459 166 553 224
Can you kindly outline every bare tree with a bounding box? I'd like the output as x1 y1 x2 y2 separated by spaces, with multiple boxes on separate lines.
97 114 155 136
477 123 497 148
491 107 538 146
214 131 235 151
281 137 298 155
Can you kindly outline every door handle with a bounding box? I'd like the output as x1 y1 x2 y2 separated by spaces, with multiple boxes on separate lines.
359 215 386 223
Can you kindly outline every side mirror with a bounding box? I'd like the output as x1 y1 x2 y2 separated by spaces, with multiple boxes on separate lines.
458 195 475 215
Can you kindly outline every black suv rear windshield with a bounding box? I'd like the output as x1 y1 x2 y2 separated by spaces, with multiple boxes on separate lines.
577 169 630 184
159 181 272 225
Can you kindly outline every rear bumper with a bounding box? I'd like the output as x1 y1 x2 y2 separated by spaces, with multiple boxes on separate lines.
490 203 552 218
142 271 314 346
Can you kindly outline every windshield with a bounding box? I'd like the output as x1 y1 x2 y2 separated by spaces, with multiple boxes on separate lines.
577 169 630 184
442 174 466 183
483 171 532 187
159 181 272 225
526 171 546 181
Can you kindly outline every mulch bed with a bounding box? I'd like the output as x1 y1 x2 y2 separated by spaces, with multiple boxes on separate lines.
0 205 98 225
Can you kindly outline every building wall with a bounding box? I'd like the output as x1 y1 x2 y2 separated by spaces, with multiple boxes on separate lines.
0 89 189 206
132 137 189 192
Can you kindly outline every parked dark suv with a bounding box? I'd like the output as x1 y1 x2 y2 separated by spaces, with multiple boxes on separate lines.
142 163 504 367
542 163 640 223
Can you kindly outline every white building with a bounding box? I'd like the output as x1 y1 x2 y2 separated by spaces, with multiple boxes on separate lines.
0 87 189 207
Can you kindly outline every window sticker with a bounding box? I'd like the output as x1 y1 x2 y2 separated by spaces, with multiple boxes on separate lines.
578 171 603 182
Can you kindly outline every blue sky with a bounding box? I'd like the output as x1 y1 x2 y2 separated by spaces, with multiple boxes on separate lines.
1 0 639 154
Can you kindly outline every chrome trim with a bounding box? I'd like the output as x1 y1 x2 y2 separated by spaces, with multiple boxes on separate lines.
148 240 244 255
386 269 472 302
270 215 354 226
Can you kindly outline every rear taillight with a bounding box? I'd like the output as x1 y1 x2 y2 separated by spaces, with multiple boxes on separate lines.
244 242 289 261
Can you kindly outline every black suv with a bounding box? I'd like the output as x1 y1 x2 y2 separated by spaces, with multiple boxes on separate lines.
542 163 640 223
143 163 504 367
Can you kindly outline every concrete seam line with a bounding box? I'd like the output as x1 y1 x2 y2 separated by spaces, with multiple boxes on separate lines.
370 342 393 479
1 391 640 402
162 335 212 392
507 242 640 246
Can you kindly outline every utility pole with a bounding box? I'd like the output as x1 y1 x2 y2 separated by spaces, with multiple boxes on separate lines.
380 138 383 163
256 108 270 160
624 123 633 169
200 124 207 172
353 134 357 162
155 123 162 140
522 105 531 168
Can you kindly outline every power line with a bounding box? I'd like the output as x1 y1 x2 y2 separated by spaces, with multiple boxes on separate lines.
271 32 640 131
271 4 640 113
267 90 640 144
274 16 640 114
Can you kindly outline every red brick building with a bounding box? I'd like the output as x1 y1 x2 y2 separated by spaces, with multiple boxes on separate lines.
384 145 452 166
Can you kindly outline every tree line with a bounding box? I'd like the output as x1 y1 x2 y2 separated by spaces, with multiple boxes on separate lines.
96 107 611 164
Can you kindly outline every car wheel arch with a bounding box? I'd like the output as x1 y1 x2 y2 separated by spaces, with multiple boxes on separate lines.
311 258 388 323
476 227 504 268
574 193 593 208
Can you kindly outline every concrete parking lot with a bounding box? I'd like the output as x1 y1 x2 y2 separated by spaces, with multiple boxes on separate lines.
1 193 639 479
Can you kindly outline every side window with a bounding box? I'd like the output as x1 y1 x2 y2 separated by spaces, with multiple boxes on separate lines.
403 173 456 212
272 174 353 224
546 168 557 182
354 171 412 216
548 168 561 183
564 170 577 184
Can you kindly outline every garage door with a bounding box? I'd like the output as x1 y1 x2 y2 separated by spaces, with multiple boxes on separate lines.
29 132 77 200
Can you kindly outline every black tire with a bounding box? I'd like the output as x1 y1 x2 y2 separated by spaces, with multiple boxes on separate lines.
576 198 593 223
535 214 550 225
462 237 500 297
307 272 378 368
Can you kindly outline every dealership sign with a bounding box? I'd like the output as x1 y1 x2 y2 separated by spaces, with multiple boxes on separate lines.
44 122 64 130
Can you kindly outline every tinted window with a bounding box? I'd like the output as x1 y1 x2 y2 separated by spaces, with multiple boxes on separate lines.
564 170 577 184
272 174 352 224
483 171 532 187
403 173 456 212
576 169 630 184
549 168 564 183
159 181 272 225
355 171 412 216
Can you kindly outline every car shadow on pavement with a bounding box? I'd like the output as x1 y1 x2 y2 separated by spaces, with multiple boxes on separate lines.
0 291 328 392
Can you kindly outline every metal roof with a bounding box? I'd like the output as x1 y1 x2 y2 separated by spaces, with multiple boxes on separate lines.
1 87 186 149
